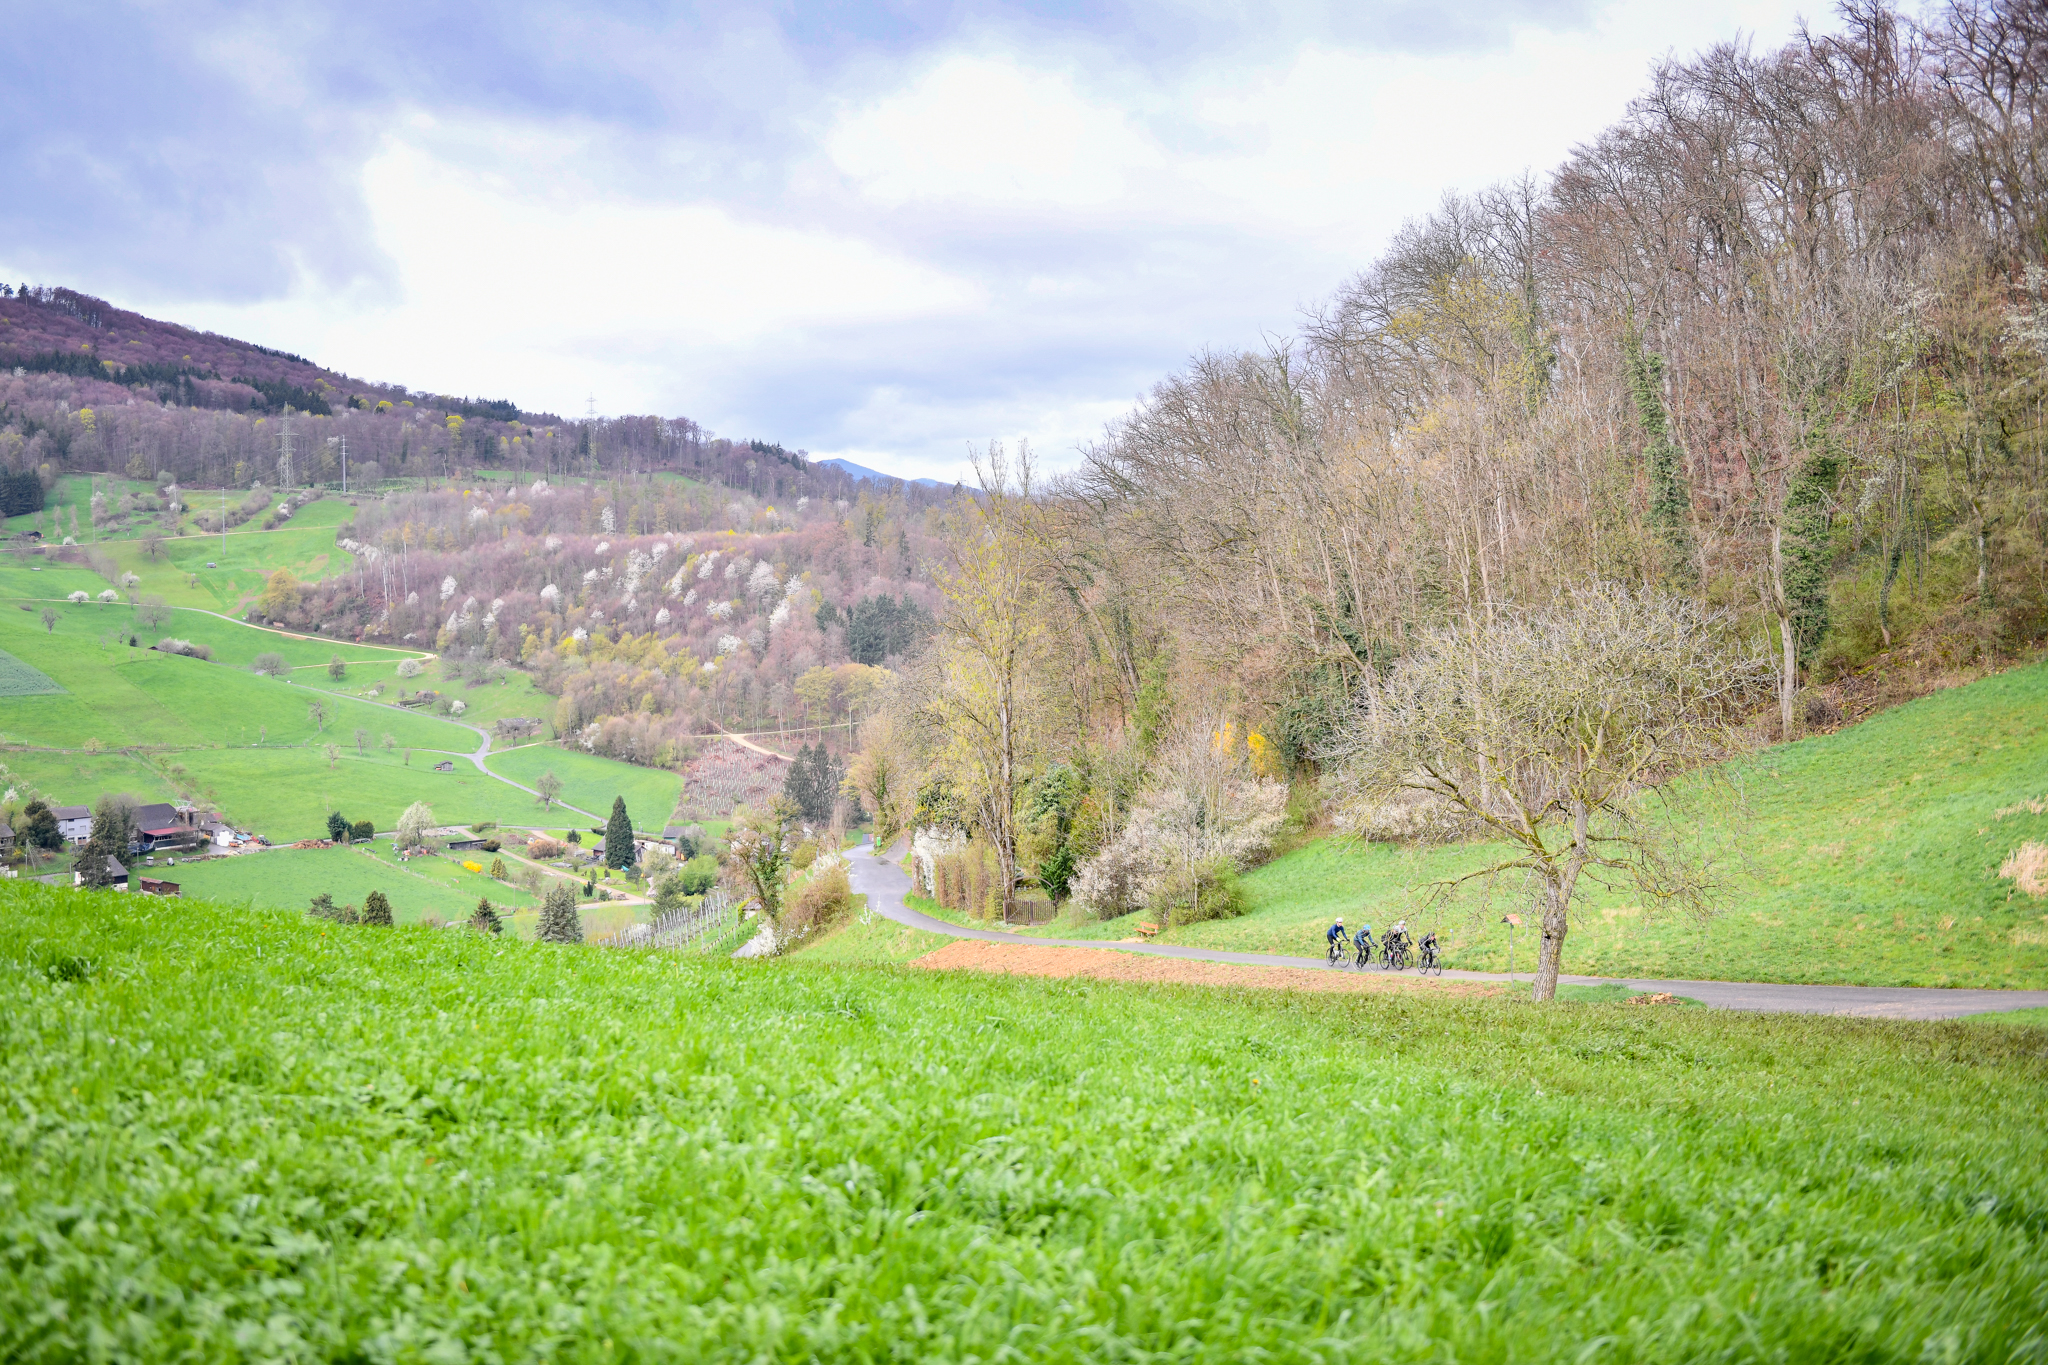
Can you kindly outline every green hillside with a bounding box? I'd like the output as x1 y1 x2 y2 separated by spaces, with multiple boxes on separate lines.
3 883 2042 1360
1059 660 2048 990
484 743 683 827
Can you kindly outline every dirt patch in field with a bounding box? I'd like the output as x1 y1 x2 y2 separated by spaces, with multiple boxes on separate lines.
911 939 1502 998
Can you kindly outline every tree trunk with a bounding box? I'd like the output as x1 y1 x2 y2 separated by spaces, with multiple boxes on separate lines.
1770 524 1795 741
1531 874 1571 1002
1531 811 1591 1002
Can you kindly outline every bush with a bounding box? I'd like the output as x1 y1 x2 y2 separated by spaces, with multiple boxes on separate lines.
351 819 374 842
781 863 852 942
1153 858 1248 927
480 839 500 853
306 892 358 925
677 855 719 896
527 837 567 860
470 821 497 834
361 890 393 927
461 860 483 874
489 857 507 881
155 637 211 660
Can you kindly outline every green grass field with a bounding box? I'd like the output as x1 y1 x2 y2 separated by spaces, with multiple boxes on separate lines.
164 843 543 925
0 610 472 754
485 743 683 828
164 748 549 840
1073 661 2048 990
2 882 2043 1361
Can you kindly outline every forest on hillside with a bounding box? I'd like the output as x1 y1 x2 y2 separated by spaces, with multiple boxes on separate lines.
829 2 2048 985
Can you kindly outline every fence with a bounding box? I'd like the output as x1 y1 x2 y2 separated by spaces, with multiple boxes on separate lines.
620 888 741 952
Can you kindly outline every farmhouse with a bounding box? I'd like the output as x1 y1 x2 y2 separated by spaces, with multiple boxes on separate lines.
73 858 127 890
52 805 92 843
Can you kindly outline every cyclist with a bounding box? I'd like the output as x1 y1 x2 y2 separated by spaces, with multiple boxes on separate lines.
1419 929 1440 973
1353 922 1376 968
1384 919 1411 970
1325 915 1348 964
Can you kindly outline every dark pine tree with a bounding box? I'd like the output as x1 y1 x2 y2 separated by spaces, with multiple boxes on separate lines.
604 796 634 869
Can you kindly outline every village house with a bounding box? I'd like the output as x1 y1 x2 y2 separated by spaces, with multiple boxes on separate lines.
73 857 127 890
53 805 92 843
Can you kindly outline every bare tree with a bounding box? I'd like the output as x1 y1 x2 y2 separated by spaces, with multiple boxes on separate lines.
39 608 57 633
1324 584 1772 1000
535 769 563 810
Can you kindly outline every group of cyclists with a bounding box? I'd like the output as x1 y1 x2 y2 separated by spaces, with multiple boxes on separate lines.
1324 915 1442 974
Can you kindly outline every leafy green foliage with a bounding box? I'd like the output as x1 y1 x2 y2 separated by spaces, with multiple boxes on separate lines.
360 889 393 927
1784 427 1843 665
1 883 2043 1361
325 811 349 842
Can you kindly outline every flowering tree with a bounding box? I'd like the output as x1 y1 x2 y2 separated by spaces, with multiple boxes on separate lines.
1323 584 1771 1001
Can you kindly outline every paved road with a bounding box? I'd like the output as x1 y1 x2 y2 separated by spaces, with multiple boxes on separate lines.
845 838 2048 1021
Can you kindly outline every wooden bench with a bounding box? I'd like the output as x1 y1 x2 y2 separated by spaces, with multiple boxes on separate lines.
1136 922 1161 938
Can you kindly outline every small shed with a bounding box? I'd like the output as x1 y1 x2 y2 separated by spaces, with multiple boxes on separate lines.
433 760 455 773
135 876 180 897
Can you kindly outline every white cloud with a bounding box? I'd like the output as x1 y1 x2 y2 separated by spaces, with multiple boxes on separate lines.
104 1 1827 483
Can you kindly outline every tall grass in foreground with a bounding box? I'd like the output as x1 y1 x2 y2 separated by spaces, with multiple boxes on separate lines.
2 881 2044 1362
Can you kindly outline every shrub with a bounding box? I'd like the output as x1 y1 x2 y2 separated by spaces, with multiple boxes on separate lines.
537 882 582 943
480 839 500 853
351 819 374 842
155 637 212 660
489 857 507 880
781 864 852 942
677 855 720 896
470 821 497 834
361 890 393 927
791 839 818 871
526 837 567 860
1153 857 1249 927
306 892 358 925
461 860 483 874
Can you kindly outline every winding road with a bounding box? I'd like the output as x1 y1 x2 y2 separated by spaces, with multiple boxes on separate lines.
844 837 2048 1020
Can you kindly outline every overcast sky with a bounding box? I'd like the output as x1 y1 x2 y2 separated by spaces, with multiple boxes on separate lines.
1 1 1828 481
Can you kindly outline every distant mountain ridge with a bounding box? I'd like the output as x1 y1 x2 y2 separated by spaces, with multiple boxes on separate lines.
817 457 947 489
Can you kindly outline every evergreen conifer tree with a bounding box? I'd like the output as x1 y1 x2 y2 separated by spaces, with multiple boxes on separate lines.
537 881 583 943
604 796 633 869
470 897 503 935
75 795 132 888
361 889 393 926
326 810 349 841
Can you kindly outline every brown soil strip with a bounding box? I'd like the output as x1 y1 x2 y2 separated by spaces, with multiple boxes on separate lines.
911 939 1503 998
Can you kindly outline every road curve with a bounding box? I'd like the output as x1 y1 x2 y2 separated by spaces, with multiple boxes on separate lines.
844 837 2048 1021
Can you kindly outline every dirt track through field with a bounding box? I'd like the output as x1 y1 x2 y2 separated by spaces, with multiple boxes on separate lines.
913 938 1505 997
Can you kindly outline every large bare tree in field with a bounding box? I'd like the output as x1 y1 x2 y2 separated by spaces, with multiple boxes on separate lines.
1325 584 1772 1000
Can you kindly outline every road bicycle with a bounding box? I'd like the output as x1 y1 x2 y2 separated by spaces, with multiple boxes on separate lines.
1419 939 1442 975
1326 936 1348 966
1354 932 1376 969
1383 937 1410 971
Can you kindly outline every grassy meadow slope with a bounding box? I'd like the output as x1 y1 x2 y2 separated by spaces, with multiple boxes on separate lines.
166 842 539 923
3 883 2043 1361
484 743 683 827
1059 660 2048 990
